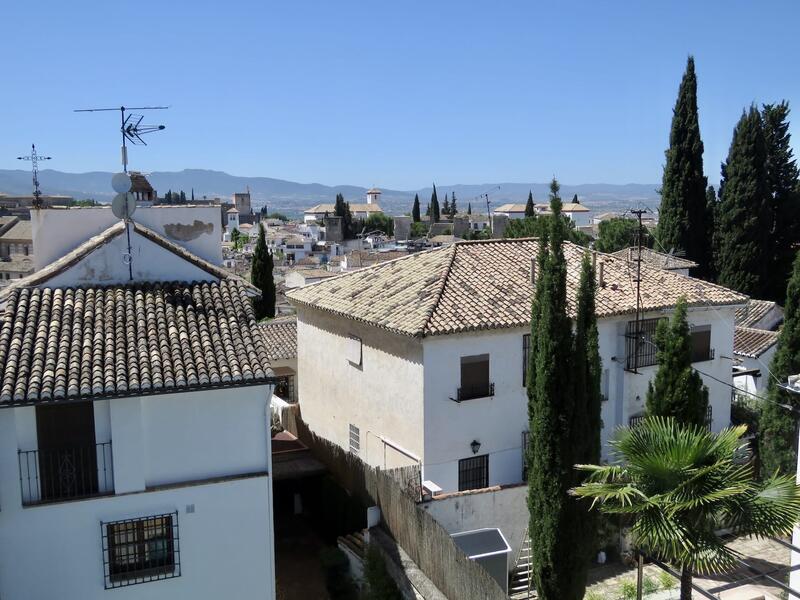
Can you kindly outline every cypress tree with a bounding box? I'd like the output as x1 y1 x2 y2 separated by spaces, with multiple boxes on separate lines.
705 185 718 280
763 102 800 302
716 107 772 296
430 184 440 223
571 193 579 204
528 178 586 599
443 193 450 216
759 251 800 476
451 192 458 215
525 190 535 217
251 223 276 319
467 202 472 215
656 56 712 276
645 297 709 427
425 203 430 217
412 194 421 222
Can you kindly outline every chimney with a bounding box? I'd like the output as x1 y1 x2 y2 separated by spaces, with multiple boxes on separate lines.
530 257 536 286
598 260 605 288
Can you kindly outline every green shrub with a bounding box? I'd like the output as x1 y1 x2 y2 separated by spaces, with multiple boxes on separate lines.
584 591 605 600
620 579 637 600
643 575 659 595
657 570 677 590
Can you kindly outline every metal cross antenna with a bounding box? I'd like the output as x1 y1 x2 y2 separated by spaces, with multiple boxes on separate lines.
73 106 168 172
17 144 51 209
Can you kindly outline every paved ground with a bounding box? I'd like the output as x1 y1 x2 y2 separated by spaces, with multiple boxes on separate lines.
584 536 792 599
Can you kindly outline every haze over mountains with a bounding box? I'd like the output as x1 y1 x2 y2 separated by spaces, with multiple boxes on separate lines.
0 168 661 220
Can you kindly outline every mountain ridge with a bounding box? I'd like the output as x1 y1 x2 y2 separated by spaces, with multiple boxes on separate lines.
0 168 661 219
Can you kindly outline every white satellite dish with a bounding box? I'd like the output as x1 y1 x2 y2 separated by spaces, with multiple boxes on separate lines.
111 172 132 194
111 192 136 220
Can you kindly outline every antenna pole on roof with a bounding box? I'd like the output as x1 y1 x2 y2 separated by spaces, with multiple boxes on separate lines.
627 206 651 374
16 144 51 209
73 105 168 172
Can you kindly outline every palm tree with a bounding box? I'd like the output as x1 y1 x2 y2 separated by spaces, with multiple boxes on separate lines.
573 417 800 600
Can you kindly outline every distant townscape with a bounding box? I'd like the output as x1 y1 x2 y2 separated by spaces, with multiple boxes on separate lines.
1 47 800 600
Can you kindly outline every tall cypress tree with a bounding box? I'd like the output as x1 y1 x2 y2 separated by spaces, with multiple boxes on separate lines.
525 190 535 217
412 194 421 222
467 202 472 215
251 223 276 319
656 56 712 276
759 251 800 476
763 102 800 302
645 298 709 426
443 193 451 216
451 192 458 215
716 107 772 296
430 184 440 223
528 178 586 599
705 185 719 280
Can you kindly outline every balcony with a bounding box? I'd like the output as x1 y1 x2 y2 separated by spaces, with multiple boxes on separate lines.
454 382 495 403
629 406 713 430
18 442 114 506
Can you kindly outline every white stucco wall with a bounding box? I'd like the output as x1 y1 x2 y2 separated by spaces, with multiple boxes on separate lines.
295 306 425 469
734 345 778 397
0 384 275 600
41 227 216 287
32 205 222 270
421 484 528 567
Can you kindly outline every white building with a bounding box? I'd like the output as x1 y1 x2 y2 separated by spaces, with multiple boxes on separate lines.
0 205 277 600
288 238 746 494
303 197 384 224
492 203 528 220
227 207 241 234
733 327 780 396
285 268 337 289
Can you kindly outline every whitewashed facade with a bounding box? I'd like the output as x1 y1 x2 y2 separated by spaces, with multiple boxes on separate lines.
0 205 276 600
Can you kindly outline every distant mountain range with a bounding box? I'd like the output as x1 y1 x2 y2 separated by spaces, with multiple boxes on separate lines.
0 168 661 222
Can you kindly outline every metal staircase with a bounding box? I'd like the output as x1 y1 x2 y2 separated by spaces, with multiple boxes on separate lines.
508 528 534 599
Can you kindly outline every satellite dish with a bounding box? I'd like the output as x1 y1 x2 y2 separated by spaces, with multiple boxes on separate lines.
112 192 136 220
111 172 132 193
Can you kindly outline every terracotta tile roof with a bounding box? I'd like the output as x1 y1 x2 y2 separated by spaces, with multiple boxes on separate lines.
288 238 747 338
290 269 336 280
734 326 780 358
0 280 272 405
257 316 297 361
0 221 258 299
345 250 409 269
611 247 698 271
735 299 780 328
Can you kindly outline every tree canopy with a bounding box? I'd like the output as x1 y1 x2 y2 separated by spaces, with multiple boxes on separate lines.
251 223 275 320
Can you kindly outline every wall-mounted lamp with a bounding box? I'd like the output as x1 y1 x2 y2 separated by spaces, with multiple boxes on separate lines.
470 440 481 455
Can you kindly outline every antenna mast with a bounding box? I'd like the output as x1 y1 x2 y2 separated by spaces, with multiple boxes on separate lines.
17 144 51 209
74 105 167 172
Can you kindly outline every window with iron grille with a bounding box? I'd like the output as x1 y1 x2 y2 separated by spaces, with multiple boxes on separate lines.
102 512 180 588
349 424 360 455
522 335 531 386
625 318 665 370
458 454 489 491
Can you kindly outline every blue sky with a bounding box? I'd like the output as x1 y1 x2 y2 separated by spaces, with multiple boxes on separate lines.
1 1 798 189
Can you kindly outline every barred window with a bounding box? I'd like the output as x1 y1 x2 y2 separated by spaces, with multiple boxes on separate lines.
625 318 665 370
349 424 360 455
103 512 180 588
458 454 489 491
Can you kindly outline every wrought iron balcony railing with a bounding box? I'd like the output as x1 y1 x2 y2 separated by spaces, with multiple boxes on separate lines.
18 442 114 506
454 382 495 402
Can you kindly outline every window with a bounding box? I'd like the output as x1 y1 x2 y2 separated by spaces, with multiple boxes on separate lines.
458 454 489 491
690 325 713 362
103 512 180 588
349 424 360 455
346 335 362 366
458 354 492 401
625 318 665 370
522 335 531 386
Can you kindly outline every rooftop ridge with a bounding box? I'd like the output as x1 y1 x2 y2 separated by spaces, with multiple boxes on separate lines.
420 245 459 337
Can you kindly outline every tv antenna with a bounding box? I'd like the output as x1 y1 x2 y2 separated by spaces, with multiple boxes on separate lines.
470 186 500 233
110 172 138 280
74 105 167 172
17 144 51 209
